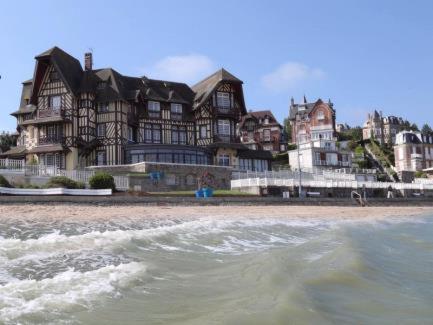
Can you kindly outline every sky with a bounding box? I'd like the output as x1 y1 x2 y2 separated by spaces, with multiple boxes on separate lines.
0 0 433 132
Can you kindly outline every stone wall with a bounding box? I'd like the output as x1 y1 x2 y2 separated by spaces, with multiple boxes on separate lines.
87 162 233 192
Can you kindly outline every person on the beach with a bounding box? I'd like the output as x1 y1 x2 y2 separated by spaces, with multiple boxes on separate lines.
387 185 394 199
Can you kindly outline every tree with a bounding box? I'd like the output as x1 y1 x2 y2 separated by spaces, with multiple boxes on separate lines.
283 118 292 143
410 123 419 132
0 132 17 150
421 124 433 135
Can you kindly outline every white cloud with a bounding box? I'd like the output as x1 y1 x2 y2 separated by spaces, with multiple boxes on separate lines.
262 62 325 92
146 54 215 84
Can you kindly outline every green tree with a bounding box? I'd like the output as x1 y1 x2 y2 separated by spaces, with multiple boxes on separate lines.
421 124 433 135
0 132 17 150
410 123 419 132
283 118 292 143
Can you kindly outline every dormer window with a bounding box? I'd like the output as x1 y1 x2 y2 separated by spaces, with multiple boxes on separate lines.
171 103 182 120
49 71 59 82
97 81 107 90
50 95 61 110
148 101 160 118
264 117 269 125
98 102 109 113
216 92 231 108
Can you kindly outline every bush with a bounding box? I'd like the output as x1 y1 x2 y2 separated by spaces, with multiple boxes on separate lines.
415 171 428 179
89 172 116 191
0 175 11 188
45 176 82 189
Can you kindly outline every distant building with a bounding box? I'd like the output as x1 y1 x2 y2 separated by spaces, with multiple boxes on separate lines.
363 110 404 145
288 97 336 144
336 123 350 133
238 110 287 154
288 97 349 170
288 138 352 170
394 131 433 173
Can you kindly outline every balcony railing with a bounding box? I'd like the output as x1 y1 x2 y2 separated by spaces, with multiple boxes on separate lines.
213 134 238 143
314 160 350 167
37 108 64 119
38 135 64 145
216 106 234 115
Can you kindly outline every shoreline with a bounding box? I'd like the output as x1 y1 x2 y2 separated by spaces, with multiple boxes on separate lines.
0 204 431 222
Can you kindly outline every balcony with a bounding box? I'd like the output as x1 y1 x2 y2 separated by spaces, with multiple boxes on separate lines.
314 160 350 167
37 108 64 119
213 134 239 143
411 153 423 159
215 106 235 116
38 135 64 145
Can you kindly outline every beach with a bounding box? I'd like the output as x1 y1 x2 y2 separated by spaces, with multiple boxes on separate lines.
0 204 431 221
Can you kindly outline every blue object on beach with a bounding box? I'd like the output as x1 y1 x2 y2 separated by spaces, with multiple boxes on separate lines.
195 189 203 198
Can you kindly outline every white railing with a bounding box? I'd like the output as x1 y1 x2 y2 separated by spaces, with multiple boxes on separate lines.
231 177 433 191
414 178 433 185
0 158 25 171
20 165 130 191
0 187 112 196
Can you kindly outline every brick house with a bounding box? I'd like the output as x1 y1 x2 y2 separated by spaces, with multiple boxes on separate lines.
288 97 336 144
237 110 287 154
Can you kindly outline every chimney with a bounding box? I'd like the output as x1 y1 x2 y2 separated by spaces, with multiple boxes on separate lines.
84 52 93 71
290 97 294 106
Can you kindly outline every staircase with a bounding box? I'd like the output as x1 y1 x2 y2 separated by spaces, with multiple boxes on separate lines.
364 144 398 182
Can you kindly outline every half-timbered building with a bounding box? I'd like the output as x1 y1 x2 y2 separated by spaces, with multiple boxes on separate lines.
6 47 272 171
238 110 287 154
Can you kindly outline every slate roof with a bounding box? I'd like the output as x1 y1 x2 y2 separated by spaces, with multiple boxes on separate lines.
35 46 84 95
191 68 242 109
289 99 334 120
239 110 282 128
28 144 66 154
0 146 27 157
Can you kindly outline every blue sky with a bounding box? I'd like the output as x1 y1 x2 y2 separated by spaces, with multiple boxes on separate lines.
1 0 432 132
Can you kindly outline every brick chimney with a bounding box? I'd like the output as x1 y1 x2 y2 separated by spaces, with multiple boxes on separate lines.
84 52 93 71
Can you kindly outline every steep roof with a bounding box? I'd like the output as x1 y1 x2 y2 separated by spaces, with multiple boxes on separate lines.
35 46 83 95
239 110 282 128
289 98 334 120
191 68 242 109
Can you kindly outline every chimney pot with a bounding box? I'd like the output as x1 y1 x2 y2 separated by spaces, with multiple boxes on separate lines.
84 52 93 71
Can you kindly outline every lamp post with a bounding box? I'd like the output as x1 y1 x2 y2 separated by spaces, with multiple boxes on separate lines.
297 130 303 198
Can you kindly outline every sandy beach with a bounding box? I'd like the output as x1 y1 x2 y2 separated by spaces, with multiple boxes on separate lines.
0 204 431 221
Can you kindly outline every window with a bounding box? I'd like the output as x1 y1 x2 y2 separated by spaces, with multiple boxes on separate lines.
97 81 106 90
128 126 134 142
148 101 160 118
200 125 207 139
144 124 161 143
97 124 106 137
49 71 59 82
264 117 269 125
218 119 230 135
171 103 182 120
218 154 230 166
50 96 61 110
317 111 325 120
216 92 231 108
172 126 187 145
97 151 106 165
263 129 271 141
98 102 109 113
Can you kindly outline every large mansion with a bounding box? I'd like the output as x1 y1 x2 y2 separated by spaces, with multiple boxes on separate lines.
4 47 278 171
362 110 404 145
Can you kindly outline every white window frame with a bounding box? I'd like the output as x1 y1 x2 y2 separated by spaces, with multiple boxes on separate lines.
97 124 106 137
148 101 160 118
200 125 207 139
128 126 134 142
50 95 61 110
216 92 231 108
317 110 325 120
218 119 231 135
218 154 230 166
263 129 271 141
171 103 182 114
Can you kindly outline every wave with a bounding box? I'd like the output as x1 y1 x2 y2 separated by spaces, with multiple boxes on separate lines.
0 262 146 324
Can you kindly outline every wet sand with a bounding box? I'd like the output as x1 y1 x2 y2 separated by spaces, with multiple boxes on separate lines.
0 204 431 221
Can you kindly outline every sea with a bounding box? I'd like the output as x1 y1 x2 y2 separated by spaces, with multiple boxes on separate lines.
0 212 432 324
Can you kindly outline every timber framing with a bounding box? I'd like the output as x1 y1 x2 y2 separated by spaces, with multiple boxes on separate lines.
9 46 274 171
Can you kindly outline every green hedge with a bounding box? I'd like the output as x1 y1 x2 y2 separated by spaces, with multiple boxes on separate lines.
45 176 85 189
89 172 116 191
0 175 11 188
